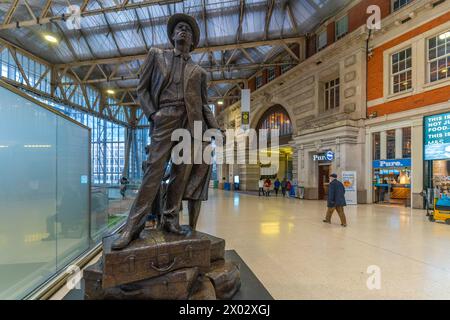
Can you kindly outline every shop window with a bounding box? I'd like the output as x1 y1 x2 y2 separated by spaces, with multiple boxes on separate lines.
428 30 450 83
402 127 411 158
256 75 263 89
373 132 381 160
317 30 327 51
392 0 413 12
324 78 340 111
391 47 412 94
386 129 396 159
335 16 348 40
267 67 276 82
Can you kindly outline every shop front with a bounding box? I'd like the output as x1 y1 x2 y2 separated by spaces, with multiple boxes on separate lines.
373 158 411 205
314 151 335 200
423 111 450 201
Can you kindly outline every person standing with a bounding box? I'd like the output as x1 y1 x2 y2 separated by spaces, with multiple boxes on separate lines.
264 178 272 197
286 180 292 197
323 173 347 227
281 178 288 197
258 178 264 197
274 178 281 197
119 176 129 200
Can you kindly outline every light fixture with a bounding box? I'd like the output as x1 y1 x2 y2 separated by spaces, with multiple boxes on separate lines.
106 89 115 95
217 100 224 106
44 34 58 43
440 68 448 74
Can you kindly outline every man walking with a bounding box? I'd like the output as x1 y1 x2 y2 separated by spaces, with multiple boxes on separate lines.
323 173 347 227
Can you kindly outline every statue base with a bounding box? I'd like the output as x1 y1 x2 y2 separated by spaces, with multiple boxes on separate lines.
84 228 240 300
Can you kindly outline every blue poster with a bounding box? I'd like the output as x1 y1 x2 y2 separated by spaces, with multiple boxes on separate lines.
424 112 450 160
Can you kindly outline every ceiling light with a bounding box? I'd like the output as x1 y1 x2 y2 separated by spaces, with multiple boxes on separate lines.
217 100 224 106
44 34 58 43
106 89 115 95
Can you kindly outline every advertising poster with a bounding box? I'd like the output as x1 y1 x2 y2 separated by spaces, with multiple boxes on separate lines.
342 171 357 205
424 112 450 160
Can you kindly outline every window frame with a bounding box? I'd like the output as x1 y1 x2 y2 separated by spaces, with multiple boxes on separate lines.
267 67 276 82
427 30 450 84
390 47 413 94
317 29 327 52
255 74 263 89
392 0 413 12
335 15 348 41
324 78 340 111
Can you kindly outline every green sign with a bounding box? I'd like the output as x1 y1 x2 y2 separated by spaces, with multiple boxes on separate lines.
424 111 450 160
242 112 249 125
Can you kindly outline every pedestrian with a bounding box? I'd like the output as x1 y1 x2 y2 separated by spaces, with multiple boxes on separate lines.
119 176 129 200
286 180 292 197
258 178 265 197
323 173 347 227
264 178 272 197
274 178 281 197
281 177 288 197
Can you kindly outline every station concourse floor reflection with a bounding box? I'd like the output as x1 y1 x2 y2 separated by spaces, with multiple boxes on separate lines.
180 189 450 300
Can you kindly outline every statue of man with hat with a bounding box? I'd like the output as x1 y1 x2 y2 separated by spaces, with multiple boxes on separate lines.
111 13 220 250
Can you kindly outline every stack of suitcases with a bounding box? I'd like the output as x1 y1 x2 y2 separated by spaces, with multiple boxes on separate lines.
83 229 241 300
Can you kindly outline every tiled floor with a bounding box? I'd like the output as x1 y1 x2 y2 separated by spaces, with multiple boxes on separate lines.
181 189 450 300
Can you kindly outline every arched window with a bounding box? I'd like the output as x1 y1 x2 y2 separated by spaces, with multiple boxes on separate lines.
256 105 293 137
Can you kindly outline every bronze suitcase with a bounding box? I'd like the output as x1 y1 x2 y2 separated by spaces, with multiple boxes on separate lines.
84 259 200 300
102 230 211 288
189 276 216 300
193 231 225 262
206 260 241 300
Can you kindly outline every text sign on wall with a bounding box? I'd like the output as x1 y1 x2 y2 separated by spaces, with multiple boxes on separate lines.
373 159 411 168
342 171 357 205
241 89 250 130
424 111 450 160
313 151 335 162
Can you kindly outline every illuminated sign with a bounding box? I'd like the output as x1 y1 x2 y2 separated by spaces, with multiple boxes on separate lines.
373 159 411 168
424 112 450 160
313 151 335 162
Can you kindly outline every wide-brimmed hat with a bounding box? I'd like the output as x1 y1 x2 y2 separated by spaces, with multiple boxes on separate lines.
167 13 200 51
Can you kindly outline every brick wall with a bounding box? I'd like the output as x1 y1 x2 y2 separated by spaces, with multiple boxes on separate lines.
368 11 450 103
348 0 391 33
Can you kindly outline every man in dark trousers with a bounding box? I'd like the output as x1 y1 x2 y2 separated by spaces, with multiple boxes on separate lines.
323 173 347 227
111 14 220 250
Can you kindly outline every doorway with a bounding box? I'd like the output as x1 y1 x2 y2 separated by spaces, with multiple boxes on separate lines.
318 164 331 200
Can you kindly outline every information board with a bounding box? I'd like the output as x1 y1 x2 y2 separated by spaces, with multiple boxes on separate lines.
424 112 450 160
342 171 357 205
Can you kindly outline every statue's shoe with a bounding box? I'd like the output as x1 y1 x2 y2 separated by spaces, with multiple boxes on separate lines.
111 231 135 250
163 222 187 235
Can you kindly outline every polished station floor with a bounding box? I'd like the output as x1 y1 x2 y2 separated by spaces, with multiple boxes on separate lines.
182 190 450 300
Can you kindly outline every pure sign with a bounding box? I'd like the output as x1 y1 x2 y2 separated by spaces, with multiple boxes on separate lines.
313 151 335 162
424 111 450 160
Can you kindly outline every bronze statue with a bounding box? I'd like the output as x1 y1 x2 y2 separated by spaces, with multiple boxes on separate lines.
112 13 220 250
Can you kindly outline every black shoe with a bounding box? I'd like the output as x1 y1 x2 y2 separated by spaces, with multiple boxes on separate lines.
341 224 347 227
323 220 331 224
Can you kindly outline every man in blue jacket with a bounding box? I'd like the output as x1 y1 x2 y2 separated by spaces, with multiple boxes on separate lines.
323 173 347 227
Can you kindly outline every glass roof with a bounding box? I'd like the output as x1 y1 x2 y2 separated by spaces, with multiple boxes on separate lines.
0 0 351 101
